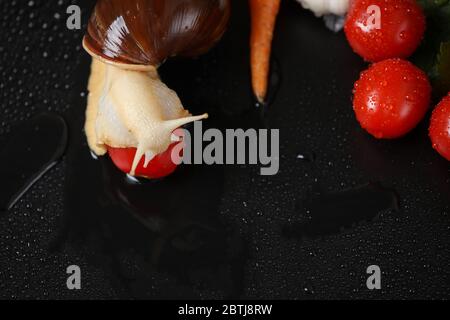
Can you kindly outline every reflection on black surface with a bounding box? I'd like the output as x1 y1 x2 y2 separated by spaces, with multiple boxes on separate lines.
284 183 399 239
0 113 67 211
52 107 247 299
351 125 450 195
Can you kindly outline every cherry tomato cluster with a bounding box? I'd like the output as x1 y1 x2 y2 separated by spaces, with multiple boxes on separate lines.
345 0 450 161
110 0 450 180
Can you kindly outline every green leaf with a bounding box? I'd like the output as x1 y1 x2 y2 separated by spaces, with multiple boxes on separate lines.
417 0 449 12
412 0 450 99
435 41 450 95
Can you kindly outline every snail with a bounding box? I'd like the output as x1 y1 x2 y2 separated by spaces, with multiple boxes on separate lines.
83 0 231 176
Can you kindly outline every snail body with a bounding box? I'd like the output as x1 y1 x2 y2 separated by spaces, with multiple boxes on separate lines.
83 0 231 176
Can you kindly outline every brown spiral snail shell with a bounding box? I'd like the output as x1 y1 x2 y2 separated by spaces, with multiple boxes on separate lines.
82 0 231 175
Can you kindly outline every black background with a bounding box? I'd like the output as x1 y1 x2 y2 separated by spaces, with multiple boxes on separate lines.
0 0 449 300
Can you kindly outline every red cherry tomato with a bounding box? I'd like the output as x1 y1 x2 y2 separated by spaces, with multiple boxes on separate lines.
353 59 431 139
429 94 450 161
107 130 184 179
344 0 426 62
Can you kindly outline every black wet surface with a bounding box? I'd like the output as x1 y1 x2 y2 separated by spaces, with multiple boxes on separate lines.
0 0 449 299
0 113 67 211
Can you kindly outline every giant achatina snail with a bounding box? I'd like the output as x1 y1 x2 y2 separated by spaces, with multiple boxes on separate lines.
83 0 231 177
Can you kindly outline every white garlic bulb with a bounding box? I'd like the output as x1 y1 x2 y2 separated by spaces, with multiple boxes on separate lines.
297 0 349 17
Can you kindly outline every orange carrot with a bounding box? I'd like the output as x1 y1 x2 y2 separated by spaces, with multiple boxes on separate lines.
249 0 281 103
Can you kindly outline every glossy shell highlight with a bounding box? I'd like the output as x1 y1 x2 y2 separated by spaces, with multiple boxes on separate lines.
83 0 231 67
